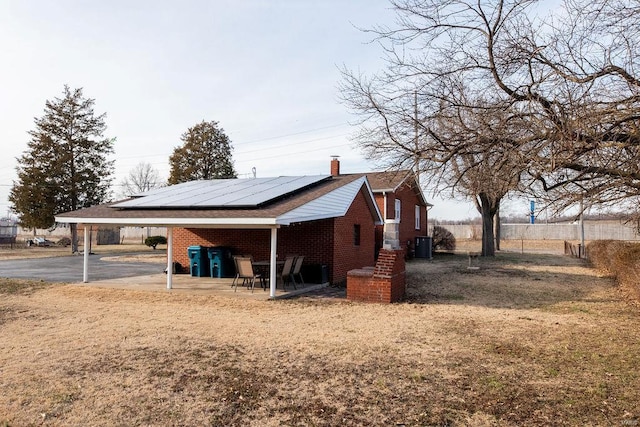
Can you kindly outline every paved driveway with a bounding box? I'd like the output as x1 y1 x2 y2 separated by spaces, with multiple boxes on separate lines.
0 254 165 283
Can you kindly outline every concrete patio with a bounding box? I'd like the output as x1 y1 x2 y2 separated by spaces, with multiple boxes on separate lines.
70 273 329 300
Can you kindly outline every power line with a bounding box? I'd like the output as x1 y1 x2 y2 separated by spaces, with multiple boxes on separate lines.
236 141 354 163
232 123 348 146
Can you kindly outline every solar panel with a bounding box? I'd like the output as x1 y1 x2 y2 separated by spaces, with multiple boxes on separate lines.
112 175 331 209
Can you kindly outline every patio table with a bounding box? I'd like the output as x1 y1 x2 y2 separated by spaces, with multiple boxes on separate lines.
252 260 284 285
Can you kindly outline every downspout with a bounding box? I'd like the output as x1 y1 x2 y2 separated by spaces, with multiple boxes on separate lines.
383 192 388 221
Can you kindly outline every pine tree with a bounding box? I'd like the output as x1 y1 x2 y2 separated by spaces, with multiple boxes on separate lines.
9 85 114 252
168 120 237 184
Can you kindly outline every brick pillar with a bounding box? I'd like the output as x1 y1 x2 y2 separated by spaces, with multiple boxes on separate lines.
346 249 406 303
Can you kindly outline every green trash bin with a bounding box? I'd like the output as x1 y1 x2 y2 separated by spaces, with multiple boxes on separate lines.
207 247 235 278
187 245 208 277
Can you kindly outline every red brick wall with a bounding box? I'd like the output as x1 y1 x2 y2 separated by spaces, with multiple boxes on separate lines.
172 228 272 270
278 219 335 282
172 223 336 279
332 187 377 286
372 182 428 254
347 249 406 303
395 183 427 245
171 184 377 285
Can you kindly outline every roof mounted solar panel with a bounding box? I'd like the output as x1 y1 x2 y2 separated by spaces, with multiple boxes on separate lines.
112 175 331 209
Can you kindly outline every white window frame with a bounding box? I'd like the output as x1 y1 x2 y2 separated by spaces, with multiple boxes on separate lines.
415 205 421 230
395 199 401 222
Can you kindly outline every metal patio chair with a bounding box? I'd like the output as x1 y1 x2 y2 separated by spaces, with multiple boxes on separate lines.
233 257 263 293
291 255 305 287
278 256 296 290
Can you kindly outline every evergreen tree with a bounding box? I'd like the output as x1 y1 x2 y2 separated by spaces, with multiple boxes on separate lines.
10 85 114 252
168 120 237 184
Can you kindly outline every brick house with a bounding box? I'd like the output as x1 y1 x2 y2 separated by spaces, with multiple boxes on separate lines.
329 157 431 257
56 174 382 296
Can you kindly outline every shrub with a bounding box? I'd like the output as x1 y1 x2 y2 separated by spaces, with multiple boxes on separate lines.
587 240 640 302
432 226 456 251
56 237 71 247
144 235 167 250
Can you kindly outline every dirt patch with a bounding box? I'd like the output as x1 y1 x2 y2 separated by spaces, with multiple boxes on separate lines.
1 252 639 426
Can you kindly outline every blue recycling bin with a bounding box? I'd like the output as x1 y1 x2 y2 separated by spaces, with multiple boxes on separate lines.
207 246 234 278
187 245 208 277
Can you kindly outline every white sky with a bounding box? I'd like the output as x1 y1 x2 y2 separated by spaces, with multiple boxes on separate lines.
0 0 498 221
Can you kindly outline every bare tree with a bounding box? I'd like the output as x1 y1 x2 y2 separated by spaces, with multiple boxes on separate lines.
341 59 533 255
342 0 640 254
120 162 162 198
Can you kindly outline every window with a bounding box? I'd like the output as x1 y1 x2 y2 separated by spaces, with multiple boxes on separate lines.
353 224 361 246
395 199 401 221
415 205 421 230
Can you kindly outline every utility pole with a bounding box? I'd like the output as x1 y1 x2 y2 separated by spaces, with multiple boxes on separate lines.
413 90 420 185
579 194 585 258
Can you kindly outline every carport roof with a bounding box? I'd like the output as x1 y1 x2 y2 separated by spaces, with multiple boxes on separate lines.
55 174 383 228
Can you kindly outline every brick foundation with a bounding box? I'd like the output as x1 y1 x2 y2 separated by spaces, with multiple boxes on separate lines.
346 249 406 303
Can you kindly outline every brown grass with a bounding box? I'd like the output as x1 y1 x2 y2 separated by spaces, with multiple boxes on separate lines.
1 252 639 426
588 240 640 303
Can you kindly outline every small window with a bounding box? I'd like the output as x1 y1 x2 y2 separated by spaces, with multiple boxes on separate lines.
395 199 401 221
353 224 361 246
415 205 421 230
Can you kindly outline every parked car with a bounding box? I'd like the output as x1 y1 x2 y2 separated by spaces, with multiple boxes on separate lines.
26 237 54 247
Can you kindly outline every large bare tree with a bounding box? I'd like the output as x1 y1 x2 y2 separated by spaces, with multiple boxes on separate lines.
342 0 640 254
119 162 162 198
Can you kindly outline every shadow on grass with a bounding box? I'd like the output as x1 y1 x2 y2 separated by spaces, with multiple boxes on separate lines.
405 252 614 309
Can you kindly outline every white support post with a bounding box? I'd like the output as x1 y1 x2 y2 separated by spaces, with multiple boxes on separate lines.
269 227 278 298
166 227 173 290
83 225 89 283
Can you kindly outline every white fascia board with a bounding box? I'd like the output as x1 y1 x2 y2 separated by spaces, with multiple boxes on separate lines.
362 178 384 224
54 216 279 228
276 211 343 226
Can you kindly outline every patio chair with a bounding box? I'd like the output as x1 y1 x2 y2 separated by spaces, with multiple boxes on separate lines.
278 256 296 290
233 257 263 293
232 256 242 288
291 255 305 286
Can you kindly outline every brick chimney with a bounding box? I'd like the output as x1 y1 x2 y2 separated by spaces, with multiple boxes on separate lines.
330 155 340 176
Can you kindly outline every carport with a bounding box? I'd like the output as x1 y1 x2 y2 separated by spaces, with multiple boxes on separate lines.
69 221 280 296
55 175 382 298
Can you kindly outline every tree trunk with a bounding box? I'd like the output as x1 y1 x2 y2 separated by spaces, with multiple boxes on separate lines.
479 194 496 256
494 205 501 251
70 223 78 253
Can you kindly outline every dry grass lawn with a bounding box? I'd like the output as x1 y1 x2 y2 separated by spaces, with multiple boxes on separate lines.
1 250 639 426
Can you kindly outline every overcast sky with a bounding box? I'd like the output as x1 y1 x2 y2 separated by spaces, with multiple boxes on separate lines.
0 0 492 221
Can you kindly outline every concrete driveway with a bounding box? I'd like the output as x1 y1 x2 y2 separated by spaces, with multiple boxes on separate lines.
0 253 166 283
